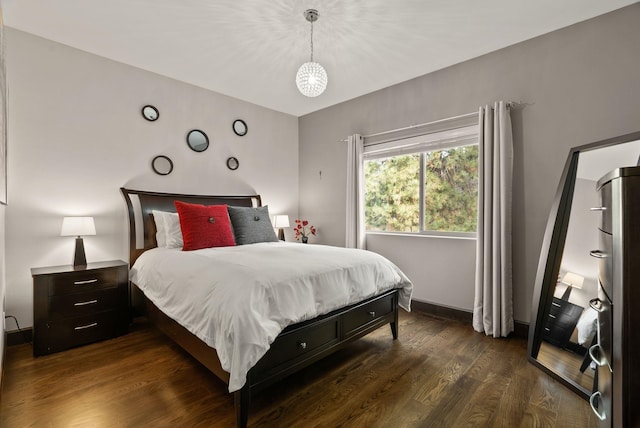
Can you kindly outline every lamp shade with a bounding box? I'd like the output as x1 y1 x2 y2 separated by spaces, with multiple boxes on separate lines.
561 272 584 290
296 62 328 97
61 217 96 237
274 215 290 228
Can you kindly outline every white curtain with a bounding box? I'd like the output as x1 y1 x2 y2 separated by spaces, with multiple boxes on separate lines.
473 101 514 338
345 134 365 249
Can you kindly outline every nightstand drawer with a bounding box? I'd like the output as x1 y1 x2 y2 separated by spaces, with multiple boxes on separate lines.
34 310 128 355
48 268 122 296
542 297 584 348
48 287 125 319
343 293 394 337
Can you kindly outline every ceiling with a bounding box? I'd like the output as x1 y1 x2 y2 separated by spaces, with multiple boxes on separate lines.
3 0 636 117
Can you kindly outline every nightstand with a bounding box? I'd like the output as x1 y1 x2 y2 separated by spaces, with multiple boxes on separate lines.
32 260 129 357
541 296 584 349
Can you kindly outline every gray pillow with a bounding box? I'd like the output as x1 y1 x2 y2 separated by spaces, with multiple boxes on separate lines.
227 205 278 245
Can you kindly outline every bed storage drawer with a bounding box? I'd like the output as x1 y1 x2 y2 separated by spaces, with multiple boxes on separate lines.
254 316 339 373
343 292 394 337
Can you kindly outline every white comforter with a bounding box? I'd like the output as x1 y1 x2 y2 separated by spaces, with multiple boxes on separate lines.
129 242 413 392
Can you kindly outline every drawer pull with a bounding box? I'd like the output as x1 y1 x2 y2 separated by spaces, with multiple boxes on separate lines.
589 207 607 211
589 344 610 370
74 299 98 306
368 311 376 317
298 341 307 350
551 302 561 307
548 314 556 319
589 391 606 421
74 322 98 331
589 298 604 313
589 250 607 259
74 279 98 285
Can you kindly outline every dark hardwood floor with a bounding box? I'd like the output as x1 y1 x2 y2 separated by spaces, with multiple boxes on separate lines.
537 341 595 392
0 311 596 427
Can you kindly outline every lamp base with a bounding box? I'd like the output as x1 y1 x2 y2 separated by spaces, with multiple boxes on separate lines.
277 228 285 241
561 285 572 301
74 237 87 267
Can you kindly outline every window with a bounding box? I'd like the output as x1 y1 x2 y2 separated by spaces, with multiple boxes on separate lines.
365 154 420 232
363 125 479 235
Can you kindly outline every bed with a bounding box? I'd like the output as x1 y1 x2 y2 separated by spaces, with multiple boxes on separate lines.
120 188 413 427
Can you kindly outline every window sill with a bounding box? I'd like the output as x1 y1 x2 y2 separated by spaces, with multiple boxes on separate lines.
365 231 476 241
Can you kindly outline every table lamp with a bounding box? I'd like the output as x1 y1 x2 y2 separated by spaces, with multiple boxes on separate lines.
273 215 290 241
61 217 96 267
560 272 584 300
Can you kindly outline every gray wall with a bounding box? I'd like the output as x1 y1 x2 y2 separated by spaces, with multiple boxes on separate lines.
5 29 299 328
0 4 6 378
298 4 640 322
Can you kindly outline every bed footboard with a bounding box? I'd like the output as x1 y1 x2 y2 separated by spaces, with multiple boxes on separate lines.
237 288 399 427
135 284 398 428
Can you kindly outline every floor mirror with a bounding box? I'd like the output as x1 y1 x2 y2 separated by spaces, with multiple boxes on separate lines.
528 130 640 399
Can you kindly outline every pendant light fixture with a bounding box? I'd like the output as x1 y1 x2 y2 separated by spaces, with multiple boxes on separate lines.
296 9 327 97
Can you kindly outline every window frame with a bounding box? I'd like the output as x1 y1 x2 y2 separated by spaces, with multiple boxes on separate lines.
363 124 479 238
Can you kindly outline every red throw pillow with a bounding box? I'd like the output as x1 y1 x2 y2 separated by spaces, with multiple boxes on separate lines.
174 201 236 251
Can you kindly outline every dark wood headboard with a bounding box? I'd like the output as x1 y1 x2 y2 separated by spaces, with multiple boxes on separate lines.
120 188 262 266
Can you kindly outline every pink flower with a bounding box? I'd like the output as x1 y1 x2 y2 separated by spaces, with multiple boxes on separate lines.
293 219 316 241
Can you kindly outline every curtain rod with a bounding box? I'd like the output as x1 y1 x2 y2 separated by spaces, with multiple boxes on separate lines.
362 111 476 139
339 102 523 142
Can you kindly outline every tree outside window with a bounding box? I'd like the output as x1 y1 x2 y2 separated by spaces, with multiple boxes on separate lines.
364 145 478 234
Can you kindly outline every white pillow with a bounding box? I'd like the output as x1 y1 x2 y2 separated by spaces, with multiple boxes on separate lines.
163 212 183 249
151 210 168 247
151 210 183 249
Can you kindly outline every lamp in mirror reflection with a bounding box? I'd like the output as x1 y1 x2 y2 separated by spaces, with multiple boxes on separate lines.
273 215 290 241
61 216 96 267
559 272 584 301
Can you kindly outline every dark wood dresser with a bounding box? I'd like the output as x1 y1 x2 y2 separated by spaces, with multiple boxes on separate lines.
541 296 583 349
589 167 640 427
32 260 129 357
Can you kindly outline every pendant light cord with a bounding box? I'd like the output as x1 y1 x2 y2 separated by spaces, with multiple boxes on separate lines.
310 21 314 62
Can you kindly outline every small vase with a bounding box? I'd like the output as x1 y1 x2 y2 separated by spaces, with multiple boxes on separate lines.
302 236 308 244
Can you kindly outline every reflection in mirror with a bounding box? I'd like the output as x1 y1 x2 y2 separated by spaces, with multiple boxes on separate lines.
529 132 640 399
151 155 173 176
187 129 209 152
226 156 239 170
233 119 248 136
142 105 159 121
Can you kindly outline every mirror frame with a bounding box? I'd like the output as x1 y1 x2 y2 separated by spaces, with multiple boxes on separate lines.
226 156 239 170
151 155 174 176
186 129 209 152
142 105 159 121
528 130 640 399
233 119 248 137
